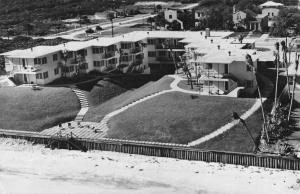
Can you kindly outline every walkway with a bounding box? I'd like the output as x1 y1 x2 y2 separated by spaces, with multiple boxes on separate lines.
71 87 90 122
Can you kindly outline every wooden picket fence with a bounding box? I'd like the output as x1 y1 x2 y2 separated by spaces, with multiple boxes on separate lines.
1 131 300 171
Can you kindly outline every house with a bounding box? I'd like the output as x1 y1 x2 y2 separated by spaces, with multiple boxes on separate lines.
194 8 210 27
249 14 269 32
233 6 268 32
259 1 284 27
233 7 259 30
164 3 198 30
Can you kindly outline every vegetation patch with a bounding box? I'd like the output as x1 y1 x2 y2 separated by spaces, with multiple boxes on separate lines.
0 87 80 132
106 91 256 144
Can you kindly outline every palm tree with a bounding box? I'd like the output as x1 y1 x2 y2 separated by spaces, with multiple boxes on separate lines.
162 39 178 74
274 42 280 113
288 53 299 122
245 54 269 142
281 41 290 98
107 12 115 37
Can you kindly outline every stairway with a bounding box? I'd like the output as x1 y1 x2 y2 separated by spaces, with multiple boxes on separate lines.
71 87 89 122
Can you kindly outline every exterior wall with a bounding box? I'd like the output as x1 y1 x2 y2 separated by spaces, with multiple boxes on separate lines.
164 9 178 23
262 7 280 19
232 11 247 25
229 61 257 88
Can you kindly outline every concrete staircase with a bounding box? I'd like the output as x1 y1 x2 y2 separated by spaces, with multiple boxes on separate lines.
72 87 89 122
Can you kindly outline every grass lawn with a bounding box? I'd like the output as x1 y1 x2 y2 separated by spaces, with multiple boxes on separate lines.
101 24 151 36
0 87 80 132
106 92 256 144
177 80 202 92
84 76 174 122
196 108 263 153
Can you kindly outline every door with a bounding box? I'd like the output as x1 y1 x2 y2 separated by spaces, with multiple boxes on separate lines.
225 81 229 91
24 74 28 84
22 59 26 68
224 64 228 74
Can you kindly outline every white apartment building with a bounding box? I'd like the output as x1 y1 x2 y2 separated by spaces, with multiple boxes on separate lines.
1 31 275 96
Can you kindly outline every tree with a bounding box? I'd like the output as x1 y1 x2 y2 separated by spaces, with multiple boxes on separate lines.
85 28 95 34
146 17 155 30
169 20 181 31
95 26 103 31
156 4 162 12
7 28 15 39
23 23 34 36
107 11 115 37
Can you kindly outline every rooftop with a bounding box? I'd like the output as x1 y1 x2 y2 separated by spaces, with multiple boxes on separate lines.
259 1 284 8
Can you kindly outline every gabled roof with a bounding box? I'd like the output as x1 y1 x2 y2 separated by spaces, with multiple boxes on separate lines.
259 1 284 8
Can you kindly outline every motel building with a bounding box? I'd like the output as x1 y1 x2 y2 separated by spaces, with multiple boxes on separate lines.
1 31 275 96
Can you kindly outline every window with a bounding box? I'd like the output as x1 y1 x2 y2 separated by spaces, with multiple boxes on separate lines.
169 15 172 19
158 51 167 56
69 66 74 72
54 68 59 75
107 45 116 52
268 12 270 16
36 73 43 79
34 57 47 64
198 12 200 17
69 52 73 58
43 72 48 79
93 61 105 67
225 81 229 90
246 65 252 72
121 55 133 62
108 58 117 64
147 39 156 45
272 12 274 16
148 51 156 57
205 63 212 69
121 43 132 49
53 54 58 61
246 80 253 88
41 57 47 64
92 47 103 54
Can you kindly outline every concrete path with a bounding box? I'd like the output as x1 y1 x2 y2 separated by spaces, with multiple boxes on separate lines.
71 87 89 122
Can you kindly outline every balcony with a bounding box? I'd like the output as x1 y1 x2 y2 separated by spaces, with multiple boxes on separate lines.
200 69 227 78
131 47 142 54
70 57 86 64
156 56 172 62
103 52 116 59
155 44 184 50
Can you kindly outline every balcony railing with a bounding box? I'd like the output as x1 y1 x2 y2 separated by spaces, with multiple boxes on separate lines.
200 69 227 78
156 56 172 61
155 44 184 50
103 52 116 59
131 47 142 54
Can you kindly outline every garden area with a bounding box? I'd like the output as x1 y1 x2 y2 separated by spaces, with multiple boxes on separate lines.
0 87 80 132
105 91 257 144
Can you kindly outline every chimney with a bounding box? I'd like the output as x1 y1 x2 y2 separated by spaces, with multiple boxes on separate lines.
228 51 231 56
205 28 210 37
218 45 220 50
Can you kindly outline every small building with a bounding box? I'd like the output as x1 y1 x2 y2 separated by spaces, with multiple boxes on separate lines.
259 1 284 27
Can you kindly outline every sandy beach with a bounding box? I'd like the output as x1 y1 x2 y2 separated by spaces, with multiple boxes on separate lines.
0 138 299 194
